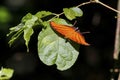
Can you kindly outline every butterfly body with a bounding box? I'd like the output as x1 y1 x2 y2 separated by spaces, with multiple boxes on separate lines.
50 21 90 46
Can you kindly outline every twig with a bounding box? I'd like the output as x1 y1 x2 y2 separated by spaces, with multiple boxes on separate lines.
77 1 94 7
97 1 120 14
52 0 120 19
77 0 120 14
49 1 95 21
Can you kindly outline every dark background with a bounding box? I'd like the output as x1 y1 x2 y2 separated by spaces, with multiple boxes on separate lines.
0 0 118 80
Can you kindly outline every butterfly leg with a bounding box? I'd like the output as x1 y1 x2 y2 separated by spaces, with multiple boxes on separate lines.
75 27 79 31
64 38 70 43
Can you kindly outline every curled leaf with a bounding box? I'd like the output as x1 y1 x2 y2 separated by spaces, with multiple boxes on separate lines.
23 15 38 52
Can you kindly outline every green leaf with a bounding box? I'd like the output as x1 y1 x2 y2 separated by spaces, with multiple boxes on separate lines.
8 37 17 46
38 19 79 70
10 23 24 31
35 11 52 25
51 18 73 26
63 7 83 20
7 23 25 46
0 68 14 80
21 13 32 23
23 15 38 52
7 23 24 36
35 11 52 19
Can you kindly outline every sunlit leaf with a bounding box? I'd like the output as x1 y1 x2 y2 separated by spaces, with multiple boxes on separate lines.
24 15 38 52
0 68 14 80
38 19 79 70
63 7 83 20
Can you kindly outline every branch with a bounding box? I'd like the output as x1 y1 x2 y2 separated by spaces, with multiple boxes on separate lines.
113 0 120 60
113 0 120 80
53 0 120 18
118 71 120 80
97 1 120 14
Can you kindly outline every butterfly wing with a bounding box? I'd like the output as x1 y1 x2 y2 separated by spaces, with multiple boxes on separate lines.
50 21 75 37
69 31 90 46
50 21 90 46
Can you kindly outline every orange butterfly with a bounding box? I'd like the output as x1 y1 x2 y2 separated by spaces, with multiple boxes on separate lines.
50 21 90 46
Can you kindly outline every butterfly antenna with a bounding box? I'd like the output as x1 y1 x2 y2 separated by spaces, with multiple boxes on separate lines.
75 27 79 31
73 20 80 31
81 31 90 34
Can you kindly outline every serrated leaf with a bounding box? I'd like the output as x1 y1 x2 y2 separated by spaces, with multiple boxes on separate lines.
63 7 83 20
38 19 79 70
35 11 52 19
0 68 14 80
21 13 32 23
24 15 38 52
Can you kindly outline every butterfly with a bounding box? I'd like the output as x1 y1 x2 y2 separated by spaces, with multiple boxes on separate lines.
50 21 90 46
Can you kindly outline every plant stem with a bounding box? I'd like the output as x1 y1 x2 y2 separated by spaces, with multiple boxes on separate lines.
77 1 94 7
77 0 120 14
113 0 120 60
97 1 120 14
50 0 120 22
113 0 120 79
118 72 120 80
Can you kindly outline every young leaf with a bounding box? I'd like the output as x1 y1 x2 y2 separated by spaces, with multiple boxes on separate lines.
23 15 38 52
7 23 24 37
63 7 83 20
21 13 32 23
7 23 25 46
38 19 79 70
0 68 14 80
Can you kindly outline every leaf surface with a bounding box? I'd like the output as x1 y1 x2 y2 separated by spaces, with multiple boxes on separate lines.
63 7 83 20
23 15 38 52
38 19 79 70
0 68 14 80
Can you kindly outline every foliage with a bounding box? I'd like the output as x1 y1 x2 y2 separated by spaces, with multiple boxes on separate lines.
6 0 120 80
7 7 84 71
0 68 14 80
